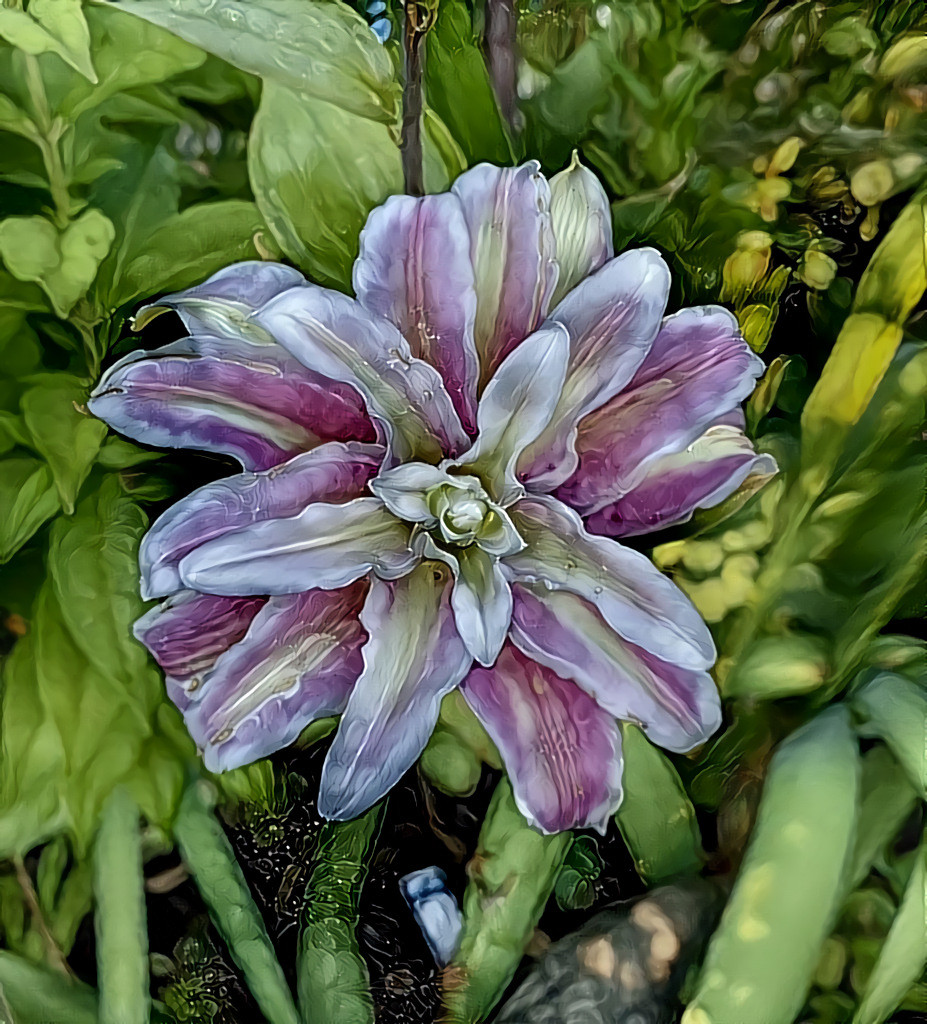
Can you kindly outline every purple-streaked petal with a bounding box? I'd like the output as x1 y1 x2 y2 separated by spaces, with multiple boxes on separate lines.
252 285 469 463
140 442 383 599
556 306 765 515
518 249 670 491
318 563 472 819
461 644 623 834
134 261 306 339
185 584 368 772
179 497 418 596
451 162 558 384
504 494 714 670
353 194 480 434
455 323 569 505
548 153 614 306
510 585 721 752
133 590 265 687
586 424 778 538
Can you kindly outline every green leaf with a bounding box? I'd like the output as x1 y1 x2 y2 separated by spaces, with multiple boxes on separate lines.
20 375 107 513
97 0 397 121
174 781 301 1024
443 779 571 1024
852 830 927 1024
0 951 97 1024
122 199 265 303
0 210 115 317
852 672 927 795
0 92 38 140
615 723 705 883
0 0 97 83
0 457 60 562
94 789 150 1024
683 707 860 1024
297 809 383 1024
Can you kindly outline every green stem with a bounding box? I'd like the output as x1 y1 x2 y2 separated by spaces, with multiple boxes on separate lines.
22 54 71 228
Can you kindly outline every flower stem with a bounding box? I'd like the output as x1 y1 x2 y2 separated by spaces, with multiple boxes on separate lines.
401 1 435 196
484 0 519 132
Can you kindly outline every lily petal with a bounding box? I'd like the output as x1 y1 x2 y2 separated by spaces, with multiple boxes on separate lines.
134 261 306 340
518 249 670 490
548 153 614 306
456 322 569 504
504 494 715 670
133 590 265 689
452 162 558 383
510 585 721 752
368 462 454 525
179 496 418 596
587 424 778 538
557 306 765 515
353 194 480 433
318 563 472 820
252 285 469 463
140 442 383 599
461 644 623 833
186 584 368 772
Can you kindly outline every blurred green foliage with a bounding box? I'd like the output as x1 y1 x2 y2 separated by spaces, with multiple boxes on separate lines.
0 1 924 1022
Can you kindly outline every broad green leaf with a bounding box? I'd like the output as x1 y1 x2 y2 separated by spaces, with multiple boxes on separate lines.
94 789 149 1024
0 457 60 562
852 672 927 795
122 199 265 303
174 781 301 1024
20 375 107 513
0 0 96 83
852 831 927 1024
615 723 704 883
0 93 37 140
95 0 397 121
298 809 383 1024
0 210 115 318
683 707 860 1024
0 951 97 1024
443 779 571 1024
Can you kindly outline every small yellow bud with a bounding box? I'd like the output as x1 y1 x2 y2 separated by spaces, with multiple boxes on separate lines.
850 161 894 207
800 250 838 290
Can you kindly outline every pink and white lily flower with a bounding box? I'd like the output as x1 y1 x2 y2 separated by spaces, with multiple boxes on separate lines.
89 160 775 834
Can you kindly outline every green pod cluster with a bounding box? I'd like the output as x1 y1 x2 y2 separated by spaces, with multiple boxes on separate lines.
615 723 704 883
442 779 571 1024
683 706 860 1024
297 805 383 1024
94 787 149 1024
173 782 300 1024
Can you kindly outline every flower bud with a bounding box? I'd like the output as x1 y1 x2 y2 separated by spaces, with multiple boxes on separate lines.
850 160 894 207
800 249 838 290
549 151 614 304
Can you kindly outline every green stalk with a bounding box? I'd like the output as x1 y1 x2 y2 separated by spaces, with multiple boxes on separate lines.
173 782 300 1024
94 788 150 1024
296 805 384 1024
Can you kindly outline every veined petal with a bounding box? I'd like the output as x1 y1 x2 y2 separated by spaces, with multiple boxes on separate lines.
504 494 714 670
455 323 569 505
140 442 383 599
368 462 455 525
460 645 623 834
318 563 472 820
452 162 558 384
251 285 469 463
133 590 265 689
186 584 368 772
179 496 419 596
587 424 778 538
549 153 614 306
510 585 721 752
134 261 306 340
557 306 765 515
518 249 670 491
353 193 480 433
420 536 512 667
88 351 335 471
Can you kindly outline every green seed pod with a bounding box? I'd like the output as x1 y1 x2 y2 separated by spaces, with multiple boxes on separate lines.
722 634 830 700
682 706 860 1024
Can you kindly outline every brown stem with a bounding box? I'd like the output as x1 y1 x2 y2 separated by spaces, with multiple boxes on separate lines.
401 2 433 196
13 856 75 979
485 0 519 131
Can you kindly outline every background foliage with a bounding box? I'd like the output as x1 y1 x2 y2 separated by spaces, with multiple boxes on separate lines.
0 1 924 1022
